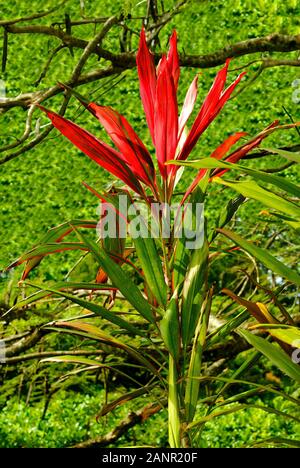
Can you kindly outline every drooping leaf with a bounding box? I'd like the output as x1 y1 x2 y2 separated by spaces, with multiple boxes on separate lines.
206 310 249 348
170 157 300 198
222 289 278 324
215 179 300 221
262 147 300 164
41 355 106 367
28 283 146 337
45 321 157 374
238 329 300 383
250 324 300 346
98 385 156 418
218 228 300 286
7 281 116 311
8 242 88 269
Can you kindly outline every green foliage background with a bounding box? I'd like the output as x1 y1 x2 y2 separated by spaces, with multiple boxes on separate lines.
0 0 299 448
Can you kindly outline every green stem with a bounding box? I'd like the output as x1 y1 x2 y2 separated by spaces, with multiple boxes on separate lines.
168 354 181 448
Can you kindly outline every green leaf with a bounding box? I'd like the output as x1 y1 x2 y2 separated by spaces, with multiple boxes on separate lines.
98 385 156 417
7 220 97 274
241 168 300 198
160 287 180 361
206 310 249 348
131 229 167 308
38 220 98 243
8 282 115 311
213 194 246 237
76 231 155 323
185 290 212 422
170 157 300 198
218 228 300 286
238 329 300 383
45 321 158 374
181 232 209 349
188 402 300 429
9 242 88 267
171 187 204 289
171 236 190 289
247 437 300 448
28 283 146 337
215 179 300 221
250 324 300 346
41 355 105 367
261 147 300 163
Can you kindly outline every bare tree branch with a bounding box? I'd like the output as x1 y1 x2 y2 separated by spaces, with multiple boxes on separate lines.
5 327 45 358
71 400 165 448
0 1 71 27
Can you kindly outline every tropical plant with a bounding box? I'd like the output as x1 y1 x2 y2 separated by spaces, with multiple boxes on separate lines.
6 28 300 448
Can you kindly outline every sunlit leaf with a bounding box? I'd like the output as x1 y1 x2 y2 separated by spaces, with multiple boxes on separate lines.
238 329 300 383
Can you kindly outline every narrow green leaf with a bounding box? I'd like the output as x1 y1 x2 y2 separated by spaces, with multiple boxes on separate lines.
188 402 300 429
206 311 249 348
8 282 115 311
185 290 212 422
32 284 146 337
9 242 88 266
160 287 180 361
238 329 300 383
170 157 300 197
247 437 300 448
41 356 105 366
38 220 98 243
250 324 300 346
171 188 204 289
213 194 245 237
181 232 208 349
131 229 167 308
261 147 300 164
219 228 300 286
98 385 156 417
46 321 158 374
171 236 190 289
76 231 155 323
215 179 300 221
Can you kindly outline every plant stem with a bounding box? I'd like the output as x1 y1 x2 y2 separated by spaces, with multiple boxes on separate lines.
168 354 181 448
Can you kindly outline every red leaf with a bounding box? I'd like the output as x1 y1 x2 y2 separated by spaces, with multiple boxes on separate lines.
212 121 280 178
154 58 178 178
136 28 157 145
41 107 145 196
87 103 155 188
178 61 246 163
167 30 180 90
181 132 247 203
